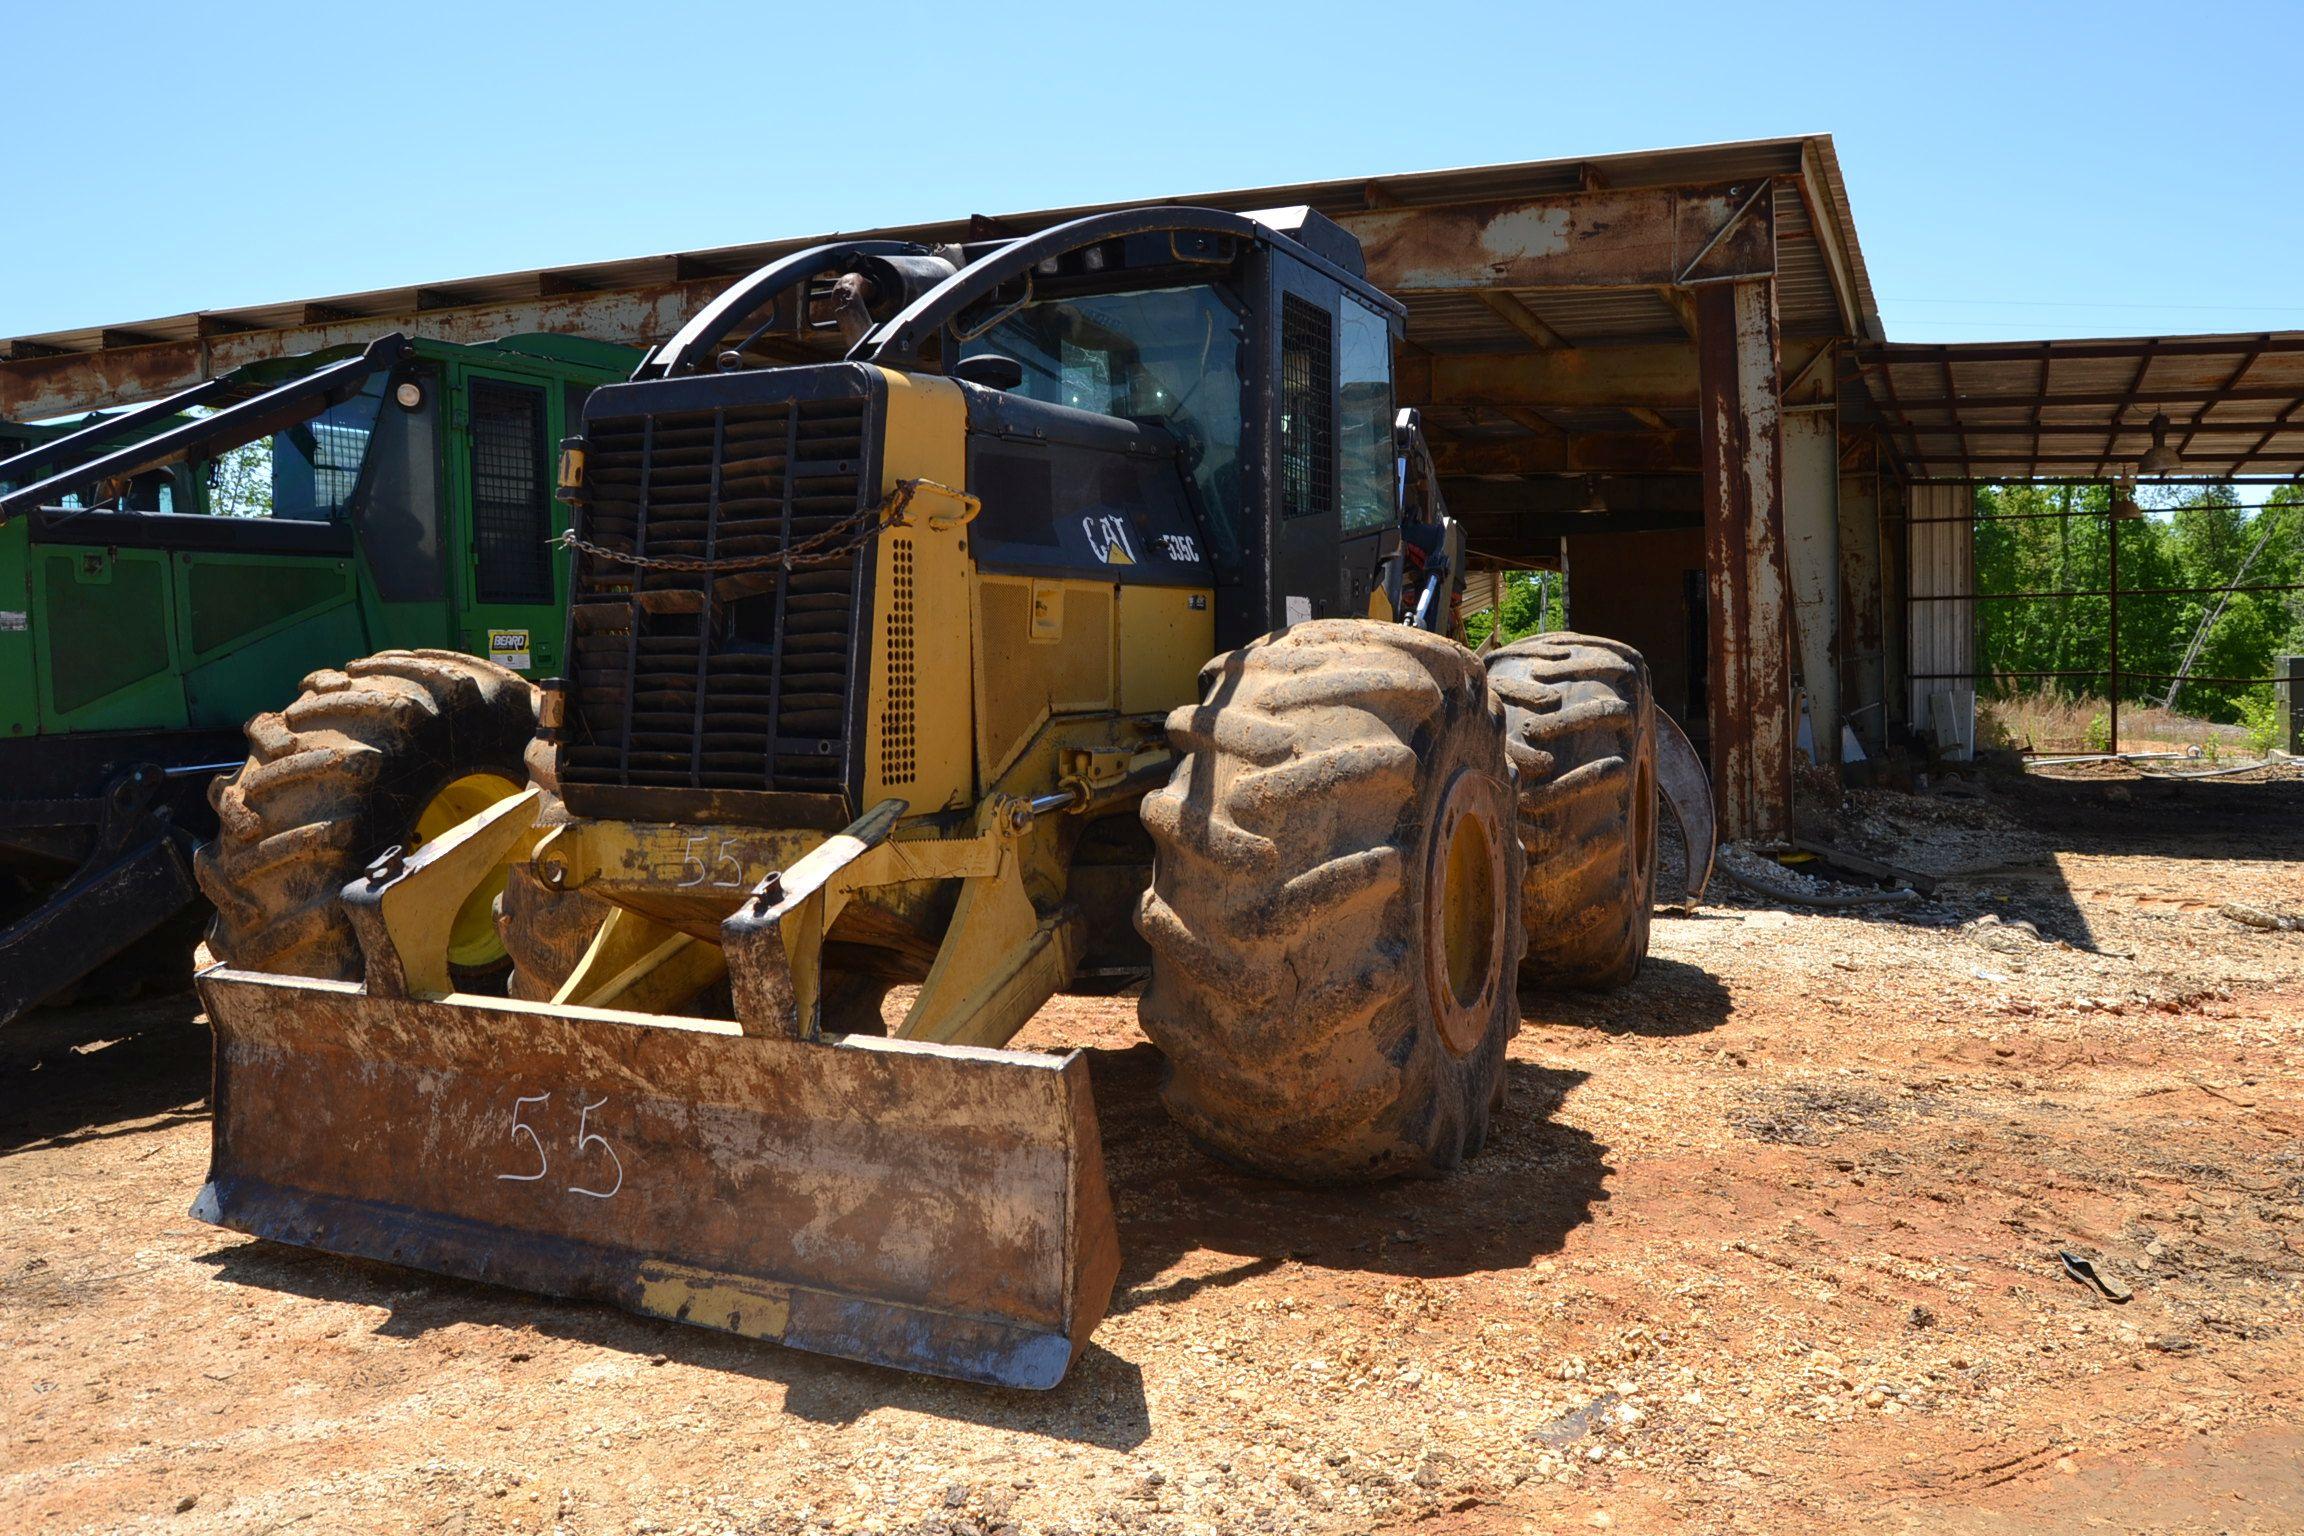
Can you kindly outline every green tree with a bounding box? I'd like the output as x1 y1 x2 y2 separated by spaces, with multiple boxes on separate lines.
1972 481 2303 726
1462 570 1567 648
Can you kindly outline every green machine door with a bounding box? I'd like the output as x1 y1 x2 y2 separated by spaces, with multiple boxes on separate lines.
448 369 567 679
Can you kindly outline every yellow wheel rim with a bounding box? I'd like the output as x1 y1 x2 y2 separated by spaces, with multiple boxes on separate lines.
413 771 523 971
1424 769 1511 1058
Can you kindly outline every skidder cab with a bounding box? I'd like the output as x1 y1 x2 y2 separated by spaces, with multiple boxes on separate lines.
194 207 1684 1387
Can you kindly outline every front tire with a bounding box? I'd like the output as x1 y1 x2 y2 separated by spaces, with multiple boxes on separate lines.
1487 633 1659 990
196 650 538 981
1135 621 1524 1182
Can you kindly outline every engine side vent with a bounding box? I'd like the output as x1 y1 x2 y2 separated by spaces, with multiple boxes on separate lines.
880 535 917 786
558 373 878 815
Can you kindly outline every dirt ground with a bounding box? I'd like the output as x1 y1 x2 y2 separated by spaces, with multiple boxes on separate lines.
5 765 2303 1536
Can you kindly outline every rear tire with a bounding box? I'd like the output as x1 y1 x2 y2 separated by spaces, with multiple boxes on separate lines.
196 650 538 981
1136 620 1523 1183
1487 633 1659 990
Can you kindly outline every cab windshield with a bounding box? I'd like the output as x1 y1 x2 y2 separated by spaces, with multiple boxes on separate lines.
962 283 1248 575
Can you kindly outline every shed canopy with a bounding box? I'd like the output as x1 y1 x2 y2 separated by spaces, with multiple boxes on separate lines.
1847 334 2304 483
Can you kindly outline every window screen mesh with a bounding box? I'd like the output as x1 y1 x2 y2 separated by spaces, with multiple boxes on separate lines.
1280 294 1334 521
470 380 552 604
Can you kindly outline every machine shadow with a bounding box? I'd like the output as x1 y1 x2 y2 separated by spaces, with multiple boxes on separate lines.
0 989 209 1155
195 1237 1155 1449
1517 952 1732 1038
1765 770 2304 956
1090 1043 1610 1315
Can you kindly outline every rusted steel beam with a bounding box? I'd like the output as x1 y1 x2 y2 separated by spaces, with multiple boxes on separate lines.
2094 347 2160 481
1656 285 1700 340
1398 344 1701 412
1696 279 1793 841
1341 181 1775 294
1440 474 1701 519
1872 382 2304 412
1430 430 1699 476
2179 339 2265 456
1893 419 2304 437
1940 356 1973 482
1855 336 2304 366
1909 451 2304 468
2029 345 2051 479
0 283 717 419
1477 290 1572 350
2234 397 2304 471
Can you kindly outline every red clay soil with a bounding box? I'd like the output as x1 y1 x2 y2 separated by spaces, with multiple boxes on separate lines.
4 767 2301 1535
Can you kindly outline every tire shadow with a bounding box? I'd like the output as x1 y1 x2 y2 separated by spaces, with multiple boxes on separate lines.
1093 1043 1610 1314
0 990 209 1155
1517 952 1733 1038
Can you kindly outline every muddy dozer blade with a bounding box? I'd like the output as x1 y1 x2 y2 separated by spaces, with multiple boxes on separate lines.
192 967 1120 1389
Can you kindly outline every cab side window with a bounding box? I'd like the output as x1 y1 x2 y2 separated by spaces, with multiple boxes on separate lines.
1337 295 1395 534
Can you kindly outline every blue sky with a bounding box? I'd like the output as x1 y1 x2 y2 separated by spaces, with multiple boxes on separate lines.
6 0 2301 344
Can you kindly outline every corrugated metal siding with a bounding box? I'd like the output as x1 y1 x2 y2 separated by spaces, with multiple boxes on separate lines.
1906 484 1974 737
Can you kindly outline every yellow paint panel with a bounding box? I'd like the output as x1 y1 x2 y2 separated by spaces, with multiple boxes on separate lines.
864 370 973 813
1117 585 1215 715
975 577 1116 784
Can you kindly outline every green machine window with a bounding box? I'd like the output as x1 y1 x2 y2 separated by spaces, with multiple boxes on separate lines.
469 380 553 604
206 375 389 520
1338 294 1395 534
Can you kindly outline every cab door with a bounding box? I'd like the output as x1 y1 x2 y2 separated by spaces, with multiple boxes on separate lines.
445 364 569 678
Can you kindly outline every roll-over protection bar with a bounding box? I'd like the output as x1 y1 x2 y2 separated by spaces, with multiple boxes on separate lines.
640 240 957 381
854 206 1384 368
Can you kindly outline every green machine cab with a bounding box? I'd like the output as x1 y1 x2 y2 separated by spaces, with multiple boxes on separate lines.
0 331 637 1021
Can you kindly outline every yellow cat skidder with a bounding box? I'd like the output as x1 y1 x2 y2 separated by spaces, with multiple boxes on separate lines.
190 208 1692 1388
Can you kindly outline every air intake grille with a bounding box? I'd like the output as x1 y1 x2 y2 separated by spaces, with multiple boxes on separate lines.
881 536 917 786
1280 293 1334 521
559 380 875 805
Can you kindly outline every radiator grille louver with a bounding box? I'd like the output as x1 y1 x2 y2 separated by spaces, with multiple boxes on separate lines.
559 384 874 803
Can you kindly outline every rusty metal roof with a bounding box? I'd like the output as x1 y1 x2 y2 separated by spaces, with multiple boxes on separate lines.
1846 334 2304 482
0 134 1882 422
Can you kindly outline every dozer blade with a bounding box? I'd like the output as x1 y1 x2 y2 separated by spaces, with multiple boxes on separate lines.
192 967 1120 1389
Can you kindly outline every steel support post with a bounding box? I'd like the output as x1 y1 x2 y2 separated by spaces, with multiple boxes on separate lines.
1782 405 1841 767
1695 279 1793 841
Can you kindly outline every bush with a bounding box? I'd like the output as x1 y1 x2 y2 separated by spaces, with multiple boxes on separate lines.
2237 690 2280 756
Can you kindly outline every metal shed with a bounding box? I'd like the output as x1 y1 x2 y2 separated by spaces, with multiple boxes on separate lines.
7 135 2293 838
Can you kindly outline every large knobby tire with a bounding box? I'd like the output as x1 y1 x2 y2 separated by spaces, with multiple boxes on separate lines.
1135 620 1524 1183
196 650 538 981
1487 633 1659 991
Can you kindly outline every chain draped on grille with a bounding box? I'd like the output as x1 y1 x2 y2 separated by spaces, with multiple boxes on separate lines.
552 477 957 574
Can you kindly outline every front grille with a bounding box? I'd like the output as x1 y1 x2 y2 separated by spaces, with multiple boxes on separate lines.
558 375 877 809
